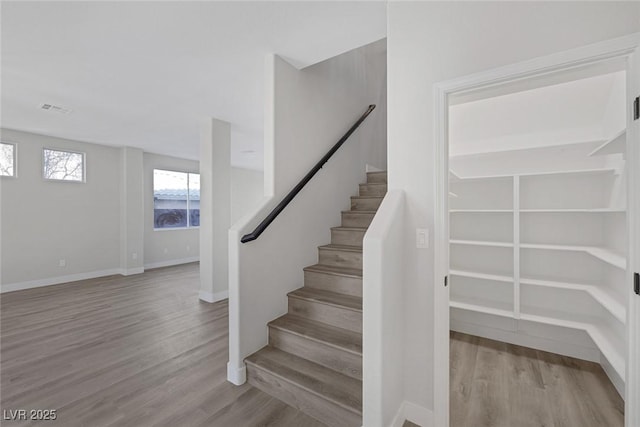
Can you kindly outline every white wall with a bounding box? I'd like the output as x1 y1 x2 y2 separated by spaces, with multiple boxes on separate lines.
1 129 122 290
387 1 640 419
231 167 263 223
143 152 199 269
228 39 387 384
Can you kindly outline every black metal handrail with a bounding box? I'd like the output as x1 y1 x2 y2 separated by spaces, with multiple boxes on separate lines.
241 104 376 243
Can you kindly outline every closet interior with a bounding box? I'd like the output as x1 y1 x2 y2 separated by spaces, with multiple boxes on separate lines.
448 66 628 397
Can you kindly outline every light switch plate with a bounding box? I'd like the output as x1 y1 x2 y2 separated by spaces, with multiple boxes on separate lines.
416 228 429 249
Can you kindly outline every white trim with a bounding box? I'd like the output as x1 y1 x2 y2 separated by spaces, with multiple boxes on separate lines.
144 256 199 270
1 268 123 293
226 360 246 385
199 290 228 303
121 267 144 276
434 32 640 427
389 401 434 427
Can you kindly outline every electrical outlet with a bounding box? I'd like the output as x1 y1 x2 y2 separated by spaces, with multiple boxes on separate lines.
186 245 190 252
59 259 66 267
163 248 168 254
132 253 138 260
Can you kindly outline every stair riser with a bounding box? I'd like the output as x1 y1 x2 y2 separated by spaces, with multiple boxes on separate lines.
331 229 366 247
269 328 362 380
288 297 362 333
318 248 363 269
359 184 387 197
341 212 375 228
350 197 382 211
366 172 387 184
247 365 362 427
304 271 362 297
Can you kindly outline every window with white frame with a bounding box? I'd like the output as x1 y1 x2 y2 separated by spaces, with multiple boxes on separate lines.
43 148 85 182
153 169 200 229
0 142 16 177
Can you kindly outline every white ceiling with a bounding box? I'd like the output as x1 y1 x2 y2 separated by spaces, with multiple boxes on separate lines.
1 1 387 170
449 71 626 157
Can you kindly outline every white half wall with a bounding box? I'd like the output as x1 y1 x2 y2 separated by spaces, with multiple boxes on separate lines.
228 39 387 383
143 152 199 269
363 190 405 427
1 129 122 289
387 0 640 416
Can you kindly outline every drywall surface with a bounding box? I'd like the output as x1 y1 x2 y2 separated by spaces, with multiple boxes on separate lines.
0 129 121 289
199 118 231 303
121 147 144 274
450 142 609 178
387 0 640 416
143 152 199 269
362 190 405 427
231 167 263 223
228 39 387 383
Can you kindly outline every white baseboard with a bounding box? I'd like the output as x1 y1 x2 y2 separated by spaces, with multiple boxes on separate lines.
390 401 433 427
121 267 144 276
600 351 625 399
144 256 199 270
1 268 124 293
450 319 600 363
199 290 228 303
227 361 246 385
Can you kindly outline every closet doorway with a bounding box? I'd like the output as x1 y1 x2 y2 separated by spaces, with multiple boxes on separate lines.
432 35 640 427
449 66 627 426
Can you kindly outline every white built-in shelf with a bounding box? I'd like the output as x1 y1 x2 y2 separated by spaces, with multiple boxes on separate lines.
449 170 461 182
520 208 625 213
520 277 625 324
520 312 625 379
588 129 626 157
520 243 626 270
453 167 617 181
450 239 513 248
450 209 513 213
449 269 513 283
450 300 513 318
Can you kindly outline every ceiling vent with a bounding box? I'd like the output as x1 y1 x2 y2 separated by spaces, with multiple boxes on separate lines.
40 103 72 114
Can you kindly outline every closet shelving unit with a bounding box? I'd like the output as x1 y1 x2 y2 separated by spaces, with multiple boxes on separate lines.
449 164 627 393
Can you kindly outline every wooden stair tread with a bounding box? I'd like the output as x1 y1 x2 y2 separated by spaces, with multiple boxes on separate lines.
341 210 377 214
245 346 362 414
304 264 362 278
289 288 362 312
331 226 367 231
269 314 362 355
350 196 384 200
318 244 363 253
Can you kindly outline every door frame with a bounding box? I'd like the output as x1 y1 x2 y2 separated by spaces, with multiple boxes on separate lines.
433 33 640 427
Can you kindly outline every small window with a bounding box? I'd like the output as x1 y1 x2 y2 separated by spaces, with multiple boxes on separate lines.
1 142 16 177
153 169 200 229
43 148 85 182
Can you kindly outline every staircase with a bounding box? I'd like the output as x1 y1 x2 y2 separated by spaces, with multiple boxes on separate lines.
244 171 387 427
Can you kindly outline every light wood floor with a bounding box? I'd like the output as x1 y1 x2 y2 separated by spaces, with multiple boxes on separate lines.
0 263 324 427
1 264 624 427
450 331 624 427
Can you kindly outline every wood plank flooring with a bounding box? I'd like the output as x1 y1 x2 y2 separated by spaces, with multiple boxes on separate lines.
450 331 624 427
1 264 624 427
0 263 324 427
